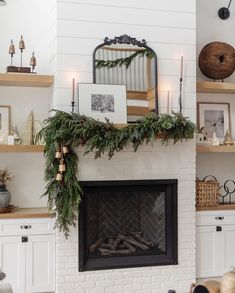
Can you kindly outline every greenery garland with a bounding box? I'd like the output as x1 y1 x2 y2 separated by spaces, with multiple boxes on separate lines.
95 49 154 69
38 110 195 238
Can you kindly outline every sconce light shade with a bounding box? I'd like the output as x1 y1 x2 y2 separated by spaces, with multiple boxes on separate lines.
0 0 6 6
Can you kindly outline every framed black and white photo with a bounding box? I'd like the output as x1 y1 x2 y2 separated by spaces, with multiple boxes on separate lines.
0 105 11 144
197 102 231 139
78 84 127 124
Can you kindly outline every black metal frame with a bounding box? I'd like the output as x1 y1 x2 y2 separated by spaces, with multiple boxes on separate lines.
92 34 159 114
79 179 178 271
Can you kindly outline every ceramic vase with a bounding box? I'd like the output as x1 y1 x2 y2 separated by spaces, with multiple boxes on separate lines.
0 185 11 208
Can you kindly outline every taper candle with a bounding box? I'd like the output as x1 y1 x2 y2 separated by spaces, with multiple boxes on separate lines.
180 55 183 80
72 76 75 103
167 87 170 114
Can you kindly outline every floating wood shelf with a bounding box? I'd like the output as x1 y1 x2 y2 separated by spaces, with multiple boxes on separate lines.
197 81 235 94
197 144 235 153
0 145 44 153
0 73 54 87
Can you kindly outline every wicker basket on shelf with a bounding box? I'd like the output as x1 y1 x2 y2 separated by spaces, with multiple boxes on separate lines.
196 175 219 207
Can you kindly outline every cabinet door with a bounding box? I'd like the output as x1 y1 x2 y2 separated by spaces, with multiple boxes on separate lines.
196 225 224 278
0 236 26 293
26 235 55 293
224 225 235 272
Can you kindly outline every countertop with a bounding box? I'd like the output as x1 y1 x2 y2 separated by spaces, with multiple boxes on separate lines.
0 207 55 219
197 203 235 211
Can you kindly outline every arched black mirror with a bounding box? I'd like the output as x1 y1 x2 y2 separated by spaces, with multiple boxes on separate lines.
93 35 158 119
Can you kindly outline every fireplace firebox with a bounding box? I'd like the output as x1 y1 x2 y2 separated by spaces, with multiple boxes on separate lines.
79 179 178 271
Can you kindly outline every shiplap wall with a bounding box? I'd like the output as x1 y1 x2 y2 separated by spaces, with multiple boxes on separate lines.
53 0 196 120
54 1 196 293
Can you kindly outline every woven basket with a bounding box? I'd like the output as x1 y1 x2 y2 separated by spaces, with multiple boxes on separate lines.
196 176 219 207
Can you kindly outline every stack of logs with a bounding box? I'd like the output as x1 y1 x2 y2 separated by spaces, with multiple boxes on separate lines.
90 232 156 256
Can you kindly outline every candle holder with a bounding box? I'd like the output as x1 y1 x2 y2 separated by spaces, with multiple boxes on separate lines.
71 101 75 114
7 35 32 73
178 56 183 114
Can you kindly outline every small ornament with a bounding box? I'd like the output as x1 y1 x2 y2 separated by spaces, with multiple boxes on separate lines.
211 131 220 146
30 51 36 73
8 40 15 66
12 122 21 145
19 35 25 50
19 35 25 67
55 173 63 181
224 129 234 145
59 159 66 172
55 150 62 159
62 146 69 154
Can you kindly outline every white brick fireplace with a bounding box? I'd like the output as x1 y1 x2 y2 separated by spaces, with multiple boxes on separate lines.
51 0 196 292
56 141 196 293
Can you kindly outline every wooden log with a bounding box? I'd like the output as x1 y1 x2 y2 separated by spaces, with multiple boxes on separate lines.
119 235 149 250
90 239 102 253
130 232 155 247
100 243 113 249
123 241 136 252
98 248 132 256
111 235 122 250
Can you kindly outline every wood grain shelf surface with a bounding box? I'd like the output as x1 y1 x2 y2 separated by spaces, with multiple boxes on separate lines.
197 144 235 153
197 204 235 211
0 145 44 153
0 73 54 87
0 207 55 219
197 81 235 94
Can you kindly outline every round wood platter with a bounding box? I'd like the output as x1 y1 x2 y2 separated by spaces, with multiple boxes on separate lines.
0 205 17 214
198 41 235 80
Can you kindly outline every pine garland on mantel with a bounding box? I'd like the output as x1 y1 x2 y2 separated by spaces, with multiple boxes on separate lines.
38 110 195 237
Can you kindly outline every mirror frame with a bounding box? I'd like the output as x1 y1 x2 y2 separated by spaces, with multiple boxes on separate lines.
92 34 158 115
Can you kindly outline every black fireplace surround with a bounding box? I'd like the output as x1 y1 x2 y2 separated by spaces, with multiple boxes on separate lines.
79 179 178 271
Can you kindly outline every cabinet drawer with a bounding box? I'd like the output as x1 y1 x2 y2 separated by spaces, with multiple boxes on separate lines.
0 218 55 236
197 211 235 226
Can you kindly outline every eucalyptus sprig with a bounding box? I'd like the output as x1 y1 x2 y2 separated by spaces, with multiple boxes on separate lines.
38 110 195 237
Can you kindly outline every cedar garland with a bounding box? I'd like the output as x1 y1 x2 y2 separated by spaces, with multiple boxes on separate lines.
38 110 195 237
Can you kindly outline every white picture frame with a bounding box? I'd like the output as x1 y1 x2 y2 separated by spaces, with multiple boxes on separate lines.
78 83 127 124
197 102 231 139
0 105 11 144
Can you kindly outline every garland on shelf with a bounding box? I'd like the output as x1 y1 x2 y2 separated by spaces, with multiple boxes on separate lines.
95 49 154 69
38 110 195 238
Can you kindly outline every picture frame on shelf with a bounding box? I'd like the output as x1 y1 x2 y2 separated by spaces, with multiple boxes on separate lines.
0 105 11 145
78 83 127 124
197 102 231 140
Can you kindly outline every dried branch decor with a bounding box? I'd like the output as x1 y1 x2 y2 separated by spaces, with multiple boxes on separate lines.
38 110 195 237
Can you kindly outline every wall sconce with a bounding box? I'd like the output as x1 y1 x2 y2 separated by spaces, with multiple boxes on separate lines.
218 0 232 19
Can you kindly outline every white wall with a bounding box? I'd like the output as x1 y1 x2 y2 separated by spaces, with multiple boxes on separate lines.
53 0 196 121
0 0 55 207
196 0 235 196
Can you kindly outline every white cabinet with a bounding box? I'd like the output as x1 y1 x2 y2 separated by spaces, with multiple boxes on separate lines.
196 210 235 278
0 218 55 293
0 236 25 292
